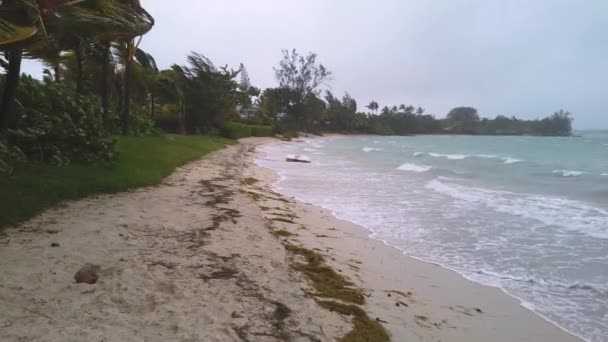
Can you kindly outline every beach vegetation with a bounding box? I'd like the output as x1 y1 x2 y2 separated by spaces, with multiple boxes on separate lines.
272 229 295 237
255 50 574 136
283 243 365 305
221 122 274 139
242 177 259 186
0 135 233 229
272 217 296 224
317 300 390 342
222 122 252 139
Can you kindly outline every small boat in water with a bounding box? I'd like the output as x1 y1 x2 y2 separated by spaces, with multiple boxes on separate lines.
286 154 311 163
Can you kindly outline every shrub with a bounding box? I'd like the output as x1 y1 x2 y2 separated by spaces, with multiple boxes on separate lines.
250 125 274 137
279 131 299 141
110 110 161 136
0 138 26 175
221 122 252 139
6 76 116 166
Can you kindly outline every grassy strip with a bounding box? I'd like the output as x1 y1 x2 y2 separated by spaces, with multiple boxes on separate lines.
0 135 235 229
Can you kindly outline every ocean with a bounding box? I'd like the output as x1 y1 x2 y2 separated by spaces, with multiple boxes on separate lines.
257 132 608 342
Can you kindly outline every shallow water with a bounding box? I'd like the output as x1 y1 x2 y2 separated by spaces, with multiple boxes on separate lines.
257 133 608 342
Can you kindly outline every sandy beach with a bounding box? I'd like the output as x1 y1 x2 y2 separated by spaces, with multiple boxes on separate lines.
0 138 581 341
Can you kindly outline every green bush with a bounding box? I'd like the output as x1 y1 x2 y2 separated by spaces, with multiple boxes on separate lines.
250 125 274 137
0 138 26 175
110 110 161 136
279 131 299 141
370 122 394 136
220 122 273 139
6 75 116 166
221 122 252 139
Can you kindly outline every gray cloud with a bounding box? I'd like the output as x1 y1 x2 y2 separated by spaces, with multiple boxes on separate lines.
21 0 608 129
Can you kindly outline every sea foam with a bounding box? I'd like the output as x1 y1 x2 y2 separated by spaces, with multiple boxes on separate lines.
552 169 585 177
426 179 608 239
397 163 432 173
428 152 468 160
362 147 383 152
503 157 523 164
415 152 522 164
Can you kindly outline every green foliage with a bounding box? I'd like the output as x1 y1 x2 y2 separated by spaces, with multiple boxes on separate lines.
477 110 573 136
0 138 27 175
182 53 245 132
0 135 234 229
446 107 480 134
250 124 274 137
110 110 160 136
8 75 116 165
221 122 273 139
222 122 252 139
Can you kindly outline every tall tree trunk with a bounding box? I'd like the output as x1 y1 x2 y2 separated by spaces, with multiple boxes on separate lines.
178 102 187 135
53 62 62 83
100 44 110 132
121 60 132 135
150 95 155 119
75 42 85 94
1 50 23 132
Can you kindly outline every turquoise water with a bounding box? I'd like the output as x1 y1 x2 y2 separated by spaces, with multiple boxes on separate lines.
258 132 608 342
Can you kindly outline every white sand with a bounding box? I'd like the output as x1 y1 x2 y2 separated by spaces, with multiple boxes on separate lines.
0 138 581 341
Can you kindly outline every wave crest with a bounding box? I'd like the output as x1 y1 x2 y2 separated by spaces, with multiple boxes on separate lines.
397 163 432 173
552 169 585 177
414 152 523 164
426 179 608 239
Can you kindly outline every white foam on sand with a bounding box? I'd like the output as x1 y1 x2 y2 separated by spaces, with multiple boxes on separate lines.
397 163 432 173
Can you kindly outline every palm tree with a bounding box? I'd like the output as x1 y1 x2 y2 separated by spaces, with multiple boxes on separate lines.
366 100 379 114
134 48 159 118
0 0 155 133
0 0 40 131
156 66 188 134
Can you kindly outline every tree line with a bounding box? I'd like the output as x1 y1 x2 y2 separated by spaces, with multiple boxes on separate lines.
0 0 260 172
0 3 573 172
253 50 573 137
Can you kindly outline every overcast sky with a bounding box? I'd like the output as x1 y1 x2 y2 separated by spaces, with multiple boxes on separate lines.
22 0 608 129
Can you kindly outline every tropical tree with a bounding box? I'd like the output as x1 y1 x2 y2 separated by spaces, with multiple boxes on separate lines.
366 100 379 114
446 106 479 133
0 0 155 133
273 49 332 130
155 65 188 133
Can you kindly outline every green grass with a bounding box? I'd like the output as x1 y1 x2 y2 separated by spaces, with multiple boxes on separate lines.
0 135 235 229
